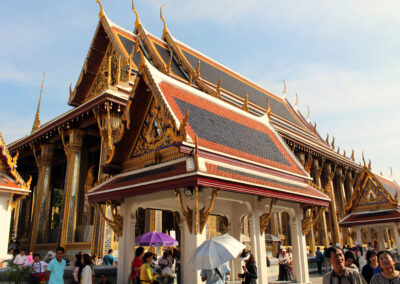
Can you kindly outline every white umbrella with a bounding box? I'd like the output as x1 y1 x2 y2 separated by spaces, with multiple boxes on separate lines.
190 234 246 270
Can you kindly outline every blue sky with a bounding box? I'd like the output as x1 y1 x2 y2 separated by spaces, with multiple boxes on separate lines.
1 0 400 181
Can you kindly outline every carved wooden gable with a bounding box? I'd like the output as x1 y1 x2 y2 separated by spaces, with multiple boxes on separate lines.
353 178 395 212
130 96 177 158
84 44 130 103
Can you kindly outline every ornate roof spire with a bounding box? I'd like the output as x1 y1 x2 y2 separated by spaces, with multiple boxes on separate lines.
390 166 393 178
307 106 310 123
362 151 366 168
351 149 355 161
96 0 105 18
331 136 335 149
294 92 299 111
195 60 201 79
216 77 222 97
368 159 371 170
281 80 287 99
266 98 271 120
325 133 329 144
160 4 169 37
243 93 249 112
313 122 317 134
132 0 142 31
32 72 45 133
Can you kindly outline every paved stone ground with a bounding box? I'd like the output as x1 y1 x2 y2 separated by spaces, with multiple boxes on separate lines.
309 274 323 284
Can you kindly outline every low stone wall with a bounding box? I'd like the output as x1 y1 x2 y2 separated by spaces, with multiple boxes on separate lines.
0 265 117 284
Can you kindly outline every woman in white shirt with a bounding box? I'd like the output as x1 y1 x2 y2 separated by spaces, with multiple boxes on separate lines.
81 254 93 284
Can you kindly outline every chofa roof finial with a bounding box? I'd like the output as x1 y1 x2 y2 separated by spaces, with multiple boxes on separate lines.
266 98 271 120
294 92 299 111
160 4 169 36
281 80 287 99
96 0 105 19
132 0 142 30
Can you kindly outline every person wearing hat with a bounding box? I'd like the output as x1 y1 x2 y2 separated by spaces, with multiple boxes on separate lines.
238 251 257 284
278 248 293 281
200 261 231 284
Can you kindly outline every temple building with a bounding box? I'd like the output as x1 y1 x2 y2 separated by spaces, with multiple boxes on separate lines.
340 164 400 252
3 2 399 283
0 133 31 263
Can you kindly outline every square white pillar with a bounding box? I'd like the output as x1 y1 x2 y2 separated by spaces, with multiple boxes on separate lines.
392 224 400 253
249 201 268 284
180 221 207 284
0 193 12 262
117 202 137 284
354 226 362 245
377 228 386 251
290 206 309 284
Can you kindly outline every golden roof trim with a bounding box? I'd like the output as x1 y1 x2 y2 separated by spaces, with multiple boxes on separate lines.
0 132 31 191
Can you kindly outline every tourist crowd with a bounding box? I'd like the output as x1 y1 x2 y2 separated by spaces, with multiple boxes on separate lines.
320 246 400 284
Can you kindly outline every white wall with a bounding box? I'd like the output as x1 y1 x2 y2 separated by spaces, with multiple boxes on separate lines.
0 192 12 262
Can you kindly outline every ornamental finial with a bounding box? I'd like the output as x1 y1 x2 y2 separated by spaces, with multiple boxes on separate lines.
196 60 201 79
32 72 45 133
243 93 249 112
326 133 329 144
331 136 335 149
216 77 222 97
351 149 355 161
294 92 299 111
390 166 393 178
281 80 287 99
313 122 317 134
362 151 366 168
307 106 310 123
160 4 168 36
96 0 105 18
266 98 271 120
132 0 141 30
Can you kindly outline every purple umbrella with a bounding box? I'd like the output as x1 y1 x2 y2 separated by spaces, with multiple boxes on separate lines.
135 231 178 247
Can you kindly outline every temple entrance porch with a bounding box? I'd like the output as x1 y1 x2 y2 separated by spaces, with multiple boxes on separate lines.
112 188 311 284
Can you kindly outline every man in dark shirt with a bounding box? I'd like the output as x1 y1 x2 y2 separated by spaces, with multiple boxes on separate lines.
316 247 324 274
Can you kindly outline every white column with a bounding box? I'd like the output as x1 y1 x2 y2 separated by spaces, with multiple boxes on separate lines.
366 228 372 246
354 226 363 245
249 200 268 284
290 206 309 284
180 221 207 284
377 228 386 251
228 209 243 282
117 201 137 284
0 193 12 262
392 224 400 253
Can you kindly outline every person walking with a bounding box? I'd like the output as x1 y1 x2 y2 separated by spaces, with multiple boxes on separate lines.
81 254 94 284
361 250 380 283
345 250 359 271
14 248 29 266
45 247 66 284
102 249 115 265
140 252 159 283
323 246 366 284
200 261 231 284
370 250 400 284
316 247 324 274
131 247 144 283
238 251 257 284
278 249 293 281
72 254 83 284
24 253 48 284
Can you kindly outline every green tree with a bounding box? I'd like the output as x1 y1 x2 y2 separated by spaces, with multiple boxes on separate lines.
2 260 30 284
